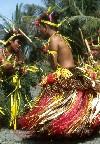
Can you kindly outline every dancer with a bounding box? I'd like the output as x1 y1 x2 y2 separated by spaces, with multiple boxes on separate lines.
18 11 100 138
0 29 27 76
0 28 27 127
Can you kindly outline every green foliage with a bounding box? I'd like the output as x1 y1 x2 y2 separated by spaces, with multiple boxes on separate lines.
41 0 100 63
0 1 100 127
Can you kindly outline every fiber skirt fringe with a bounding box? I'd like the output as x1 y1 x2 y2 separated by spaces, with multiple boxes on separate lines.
18 67 100 137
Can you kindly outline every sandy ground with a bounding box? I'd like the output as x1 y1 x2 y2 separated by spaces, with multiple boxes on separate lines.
0 129 100 144
0 86 100 144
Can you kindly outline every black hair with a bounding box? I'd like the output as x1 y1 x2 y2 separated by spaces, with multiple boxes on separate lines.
4 30 15 41
38 11 60 31
4 29 27 46
40 11 59 24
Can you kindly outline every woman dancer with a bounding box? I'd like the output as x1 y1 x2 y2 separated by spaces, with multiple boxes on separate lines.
18 11 100 138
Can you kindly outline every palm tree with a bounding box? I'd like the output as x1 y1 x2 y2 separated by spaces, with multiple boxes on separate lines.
41 0 100 62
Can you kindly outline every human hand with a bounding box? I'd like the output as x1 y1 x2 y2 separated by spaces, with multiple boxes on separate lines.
2 61 14 75
41 43 49 53
16 66 27 75
3 61 13 69
39 76 48 86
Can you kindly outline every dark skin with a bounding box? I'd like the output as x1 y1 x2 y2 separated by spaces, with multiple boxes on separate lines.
39 24 75 70
38 24 100 93
49 32 75 70
0 38 24 74
38 24 75 85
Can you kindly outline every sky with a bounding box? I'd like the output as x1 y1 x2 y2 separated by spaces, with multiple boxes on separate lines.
0 0 44 23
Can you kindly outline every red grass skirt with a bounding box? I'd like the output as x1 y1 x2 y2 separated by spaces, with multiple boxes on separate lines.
18 89 100 137
18 67 100 137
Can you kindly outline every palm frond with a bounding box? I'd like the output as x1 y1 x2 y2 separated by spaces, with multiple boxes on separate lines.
61 15 100 37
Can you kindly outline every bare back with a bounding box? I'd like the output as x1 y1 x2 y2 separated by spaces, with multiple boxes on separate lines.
49 33 75 69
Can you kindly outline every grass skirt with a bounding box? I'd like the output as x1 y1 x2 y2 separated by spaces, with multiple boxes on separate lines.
18 67 100 137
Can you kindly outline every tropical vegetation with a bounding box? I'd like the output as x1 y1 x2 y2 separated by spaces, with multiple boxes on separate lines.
0 0 100 129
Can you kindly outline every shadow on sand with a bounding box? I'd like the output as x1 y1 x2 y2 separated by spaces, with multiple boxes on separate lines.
22 132 100 144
